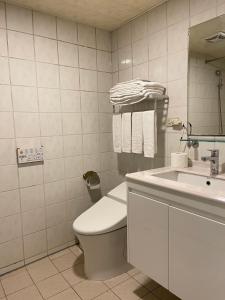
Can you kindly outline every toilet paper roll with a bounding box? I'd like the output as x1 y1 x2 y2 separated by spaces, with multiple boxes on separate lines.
171 152 188 168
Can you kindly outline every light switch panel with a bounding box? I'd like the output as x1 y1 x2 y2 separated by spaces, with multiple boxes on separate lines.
17 146 44 164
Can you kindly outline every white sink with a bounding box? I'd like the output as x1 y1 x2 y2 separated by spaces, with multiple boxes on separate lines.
152 170 225 192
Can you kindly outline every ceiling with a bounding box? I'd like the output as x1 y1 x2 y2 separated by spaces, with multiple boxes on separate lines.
6 0 166 31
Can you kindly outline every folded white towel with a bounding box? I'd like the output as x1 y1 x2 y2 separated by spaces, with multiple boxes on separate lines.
132 112 143 154
112 114 122 153
143 111 157 158
122 113 132 153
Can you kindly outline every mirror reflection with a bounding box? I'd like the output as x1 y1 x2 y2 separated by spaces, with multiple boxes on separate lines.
188 15 225 136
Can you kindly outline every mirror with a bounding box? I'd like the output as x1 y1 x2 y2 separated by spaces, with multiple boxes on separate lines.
188 15 225 136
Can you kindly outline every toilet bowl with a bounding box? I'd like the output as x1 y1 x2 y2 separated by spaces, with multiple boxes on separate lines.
73 182 131 280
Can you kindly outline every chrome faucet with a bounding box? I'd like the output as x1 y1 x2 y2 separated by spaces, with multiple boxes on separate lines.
201 149 219 176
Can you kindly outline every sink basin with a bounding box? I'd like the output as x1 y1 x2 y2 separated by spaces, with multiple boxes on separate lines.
152 170 225 192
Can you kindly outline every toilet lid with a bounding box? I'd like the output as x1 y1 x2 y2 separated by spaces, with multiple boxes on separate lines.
107 182 127 203
73 196 127 235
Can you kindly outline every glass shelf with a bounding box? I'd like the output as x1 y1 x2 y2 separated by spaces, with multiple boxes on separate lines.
180 138 225 143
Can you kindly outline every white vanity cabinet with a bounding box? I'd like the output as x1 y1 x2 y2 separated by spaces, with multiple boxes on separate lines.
169 207 225 300
127 187 225 300
127 192 169 288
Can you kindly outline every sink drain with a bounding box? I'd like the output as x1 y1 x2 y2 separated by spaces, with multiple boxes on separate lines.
206 180 211 186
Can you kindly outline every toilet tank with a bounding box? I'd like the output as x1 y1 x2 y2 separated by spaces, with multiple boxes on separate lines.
107 182 127 203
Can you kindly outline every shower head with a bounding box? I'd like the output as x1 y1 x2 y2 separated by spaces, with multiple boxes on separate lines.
205 32 225 43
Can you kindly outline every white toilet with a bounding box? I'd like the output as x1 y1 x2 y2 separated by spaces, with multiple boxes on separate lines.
73 182 131 280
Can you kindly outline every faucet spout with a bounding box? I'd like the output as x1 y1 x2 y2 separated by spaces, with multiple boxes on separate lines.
201 149 219 177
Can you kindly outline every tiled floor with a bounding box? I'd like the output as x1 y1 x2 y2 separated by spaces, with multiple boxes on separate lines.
0 245 180 300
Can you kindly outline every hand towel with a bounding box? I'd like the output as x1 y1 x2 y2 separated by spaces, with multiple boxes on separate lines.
132 112 143 154
143 111 157 158
122 113 132 153
112 114 122 153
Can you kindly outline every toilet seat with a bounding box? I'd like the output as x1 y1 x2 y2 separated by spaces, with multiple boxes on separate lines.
73 196 126 235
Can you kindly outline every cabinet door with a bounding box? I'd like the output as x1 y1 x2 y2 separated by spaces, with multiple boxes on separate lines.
170 207 225 300
128 192 169 288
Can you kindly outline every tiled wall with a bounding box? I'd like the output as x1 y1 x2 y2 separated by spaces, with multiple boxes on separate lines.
111 0 225 165
0 2 122 274
189 52 225 135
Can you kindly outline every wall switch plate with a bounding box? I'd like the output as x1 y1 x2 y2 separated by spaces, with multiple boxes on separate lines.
17 146 44 164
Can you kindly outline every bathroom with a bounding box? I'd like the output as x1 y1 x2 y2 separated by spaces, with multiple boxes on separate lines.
0 0 225 299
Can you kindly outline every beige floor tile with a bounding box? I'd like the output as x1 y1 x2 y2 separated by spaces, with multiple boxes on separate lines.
50 249 71 260
62 264 86 286
112 277 149 300
69 245 83 257
133 273 159 291
36 274 69 299
27 257 58 282
48 288 80 300
94 290 120 300
1 271 33 295
104 273 130 288
73 280 108 300
153 287 181 300
0 282 5 299
7 285 43 300
52 252 77 272
0 268 26 280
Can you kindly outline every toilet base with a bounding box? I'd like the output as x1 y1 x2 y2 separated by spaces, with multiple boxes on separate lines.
76 226 132 280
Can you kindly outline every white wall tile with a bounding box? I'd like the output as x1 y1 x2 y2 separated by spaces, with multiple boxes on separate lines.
112 51 118 72
97 72 112 92
83 154 100 172
36 62 59 88
168 20 189 54
33 11 56 38
59 66 79 90
83 134 99 154
0 239 23 269
65 177 84 200
44 180 66 205
149 56 167 83
168 50 188 81
78 24 96 48
61 90 80 112
99 113 112 133
0 165 18 192
40 113 62 136
47 222 68 250
119 68 132 82
0 29 7 56
0 85 12 112
10 58 36 86
97 50 112 72
0 214 22 243
118 46 132 70
46 202 66 227
132 38 148 66
35 36 58 64
6 4 32 33
41 136 63 159
96 29 111 51
0 3 6 28
19 164 43 188
14 112 40 138
149 29 167 60
22 207 45 235
8 31 34 60
0 57 10 84
57 18 77 43
82 113 99 134
81 91 98 112
133 62 148 79
131 14 148 42
0 190 20 218
43 158 65 183
99 133 113 152
80 69 97 91
38 88 60 112
62 113 82 135
0 139 16 165
118 23 131 48
147 3 167 34
58 42 78 67
20 185 45 212
64 156 83 178
98 93 112 113
12 86 38 112
190 0 215 16
0 112 14 138
167 0 189 25
23 230 47 259
63 135 82 157
79 46 97 70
